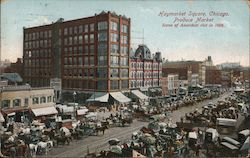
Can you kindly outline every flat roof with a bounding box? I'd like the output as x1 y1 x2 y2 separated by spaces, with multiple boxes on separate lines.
24 11 130 30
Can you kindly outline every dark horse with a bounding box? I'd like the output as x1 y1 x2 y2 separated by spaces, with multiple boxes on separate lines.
95 125 108 135
54 134 70 146
121 117 133 127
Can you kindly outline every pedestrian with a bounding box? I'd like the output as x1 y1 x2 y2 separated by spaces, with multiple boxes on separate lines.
195 144 200 157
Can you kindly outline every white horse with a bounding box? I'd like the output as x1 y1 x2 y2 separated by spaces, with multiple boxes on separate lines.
29 144 38 157
37 140 54 155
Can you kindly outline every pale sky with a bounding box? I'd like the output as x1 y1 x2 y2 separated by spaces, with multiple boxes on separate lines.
1 0 249 66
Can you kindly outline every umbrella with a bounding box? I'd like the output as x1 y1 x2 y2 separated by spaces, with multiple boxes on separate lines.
110 145 122 154
240 137 250 151
108 138 120 145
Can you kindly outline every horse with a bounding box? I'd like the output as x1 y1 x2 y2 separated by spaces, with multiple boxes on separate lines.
54 134 70 146
70 128 81 139
120 117 133 127
95 125 108 135
29 143 38 157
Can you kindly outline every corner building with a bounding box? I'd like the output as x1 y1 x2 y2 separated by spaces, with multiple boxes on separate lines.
23 11 130 97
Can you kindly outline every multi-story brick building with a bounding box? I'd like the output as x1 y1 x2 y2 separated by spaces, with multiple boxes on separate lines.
163 60 205 86
23 11 131 102
130 45 162 94
205 66 221 85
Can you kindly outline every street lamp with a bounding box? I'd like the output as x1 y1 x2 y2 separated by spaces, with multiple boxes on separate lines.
73 91 77 119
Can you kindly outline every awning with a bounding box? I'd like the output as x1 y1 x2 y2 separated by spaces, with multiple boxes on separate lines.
59 105 74 113
77 109 89 115
149 89 156 92
131 90 148 100
0 112 5 122
110 92 131 103
180 87 187 91
8 112 16 117
32 106 58 117
155 88 162 92
140 87 148 92
86 92 109 102
197 84 203 88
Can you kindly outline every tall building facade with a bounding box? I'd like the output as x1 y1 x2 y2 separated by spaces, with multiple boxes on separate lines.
23 11 130 94
162 60 205 86
130 45 162 90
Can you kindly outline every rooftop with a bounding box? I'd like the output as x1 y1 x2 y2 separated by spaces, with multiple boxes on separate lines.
0 85 54 92
24 11 130 30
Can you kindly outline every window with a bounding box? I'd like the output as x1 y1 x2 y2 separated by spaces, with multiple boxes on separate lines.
97 68 107 78
98 43 107 55
90 23 95 32
121 35 128 44
73 57 77 65
79 25 83 33
98 21 108 30
121 80 128 89
79 35 83 44
69 57 72 65
79 46 83 54
1 100 10 108
97 80 107 90
83 69 88 77
120 69 128 78
89 45 94 54
98 32 107 41
110 68 119 78
120 57 128 66
74 47 77 54
98 56 107 66
121 46 128 55
111 44 119 54
84 25 88 32
90 34 94 43
69 47 72 54
74 36 78 45
64 38 68 45
13 99 21 107
48 30 52 37
111 21 118 31
89 69 94 77
122 24 128 33
78 69 82 77
110 80 119 90
89 56 94 65
24 98 29 107
111 33 119 42
64 28 68 35
78 58 83 65
47 96 52 102
69 27 73 35
40 96 46 103
84 57 88 65
84 35 88 43
84 46 88 54
74 26 78 34
111 56 119 66
69 37 72 45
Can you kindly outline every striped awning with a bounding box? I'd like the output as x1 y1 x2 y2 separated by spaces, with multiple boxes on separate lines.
110 92 131 103
32 106 58 117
